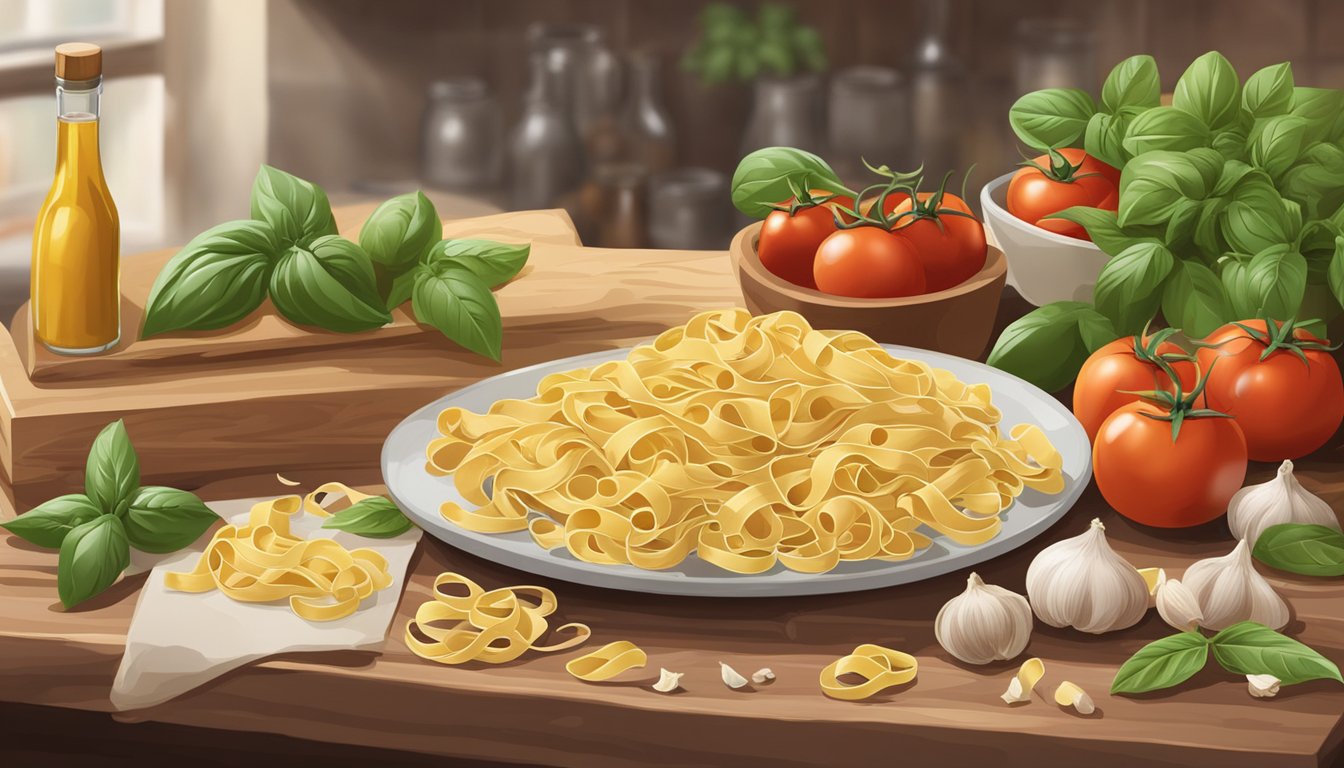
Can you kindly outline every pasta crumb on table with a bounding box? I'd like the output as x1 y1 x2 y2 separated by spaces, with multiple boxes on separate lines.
426 309 1064 575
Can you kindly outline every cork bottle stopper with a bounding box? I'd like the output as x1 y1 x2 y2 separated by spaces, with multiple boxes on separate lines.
55 43 102 81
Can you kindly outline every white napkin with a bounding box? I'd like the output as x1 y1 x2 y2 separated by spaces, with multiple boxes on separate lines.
110 496 421 711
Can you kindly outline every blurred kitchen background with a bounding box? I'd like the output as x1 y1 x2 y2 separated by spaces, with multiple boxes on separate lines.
0 0 1339 322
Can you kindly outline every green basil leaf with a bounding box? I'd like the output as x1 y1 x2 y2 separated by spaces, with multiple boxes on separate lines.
1211 125 1249 160
1220 256 1259 319
427 239 531 288
1330 236 1344 311
1164 198 1203 247
123 486 219 554
1242 62 1294 118
1111 631 1210 695
1194 197 1229 258
1172 51 1241 128
321 496 414 538
1249 115 1308 179
1102 54 1160 112
250 165 338 247
269 236 392 333
1162 260 1231 338
385 266 419 310
730 147 847 218
85 420 139 517
1093 241 1174 335
1083 109 1137 170
412 262 503 360
986 301 1115 392
1253 523 1344 576
141 221 279 338
1222 179 1295 254
1122 106 1210 157
1211 159 1257 197
0 494 102 549
1290 87 1344 145
57 514 130 609
1246 245 1308 320
1118 150 1217 227
1211 621 1343 686
1282 142 1344 218
1008 88 1096 151
1046 207 1149 257
359 191 442 276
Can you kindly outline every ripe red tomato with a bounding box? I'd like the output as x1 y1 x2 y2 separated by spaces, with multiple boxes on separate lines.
1007 148 1120 241
813 226 927 298
1093 401 1248 528
889 192 987 292
757 194 854 289
1195 320 1344 461
1073 334 1198 442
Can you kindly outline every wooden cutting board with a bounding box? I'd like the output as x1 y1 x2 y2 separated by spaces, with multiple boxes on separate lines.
0 206 741 510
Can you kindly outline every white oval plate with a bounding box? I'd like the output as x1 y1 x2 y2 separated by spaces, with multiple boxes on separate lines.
382 345 1091 598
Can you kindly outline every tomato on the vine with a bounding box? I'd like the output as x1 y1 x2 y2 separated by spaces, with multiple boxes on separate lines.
1007 148 1120 241
1073 330 1197 442
889 191 987 292
813 225 926 298
1195 318 1344 461
757 193 855 289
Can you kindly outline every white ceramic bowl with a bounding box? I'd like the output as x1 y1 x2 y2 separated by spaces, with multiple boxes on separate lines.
980 170 1109 306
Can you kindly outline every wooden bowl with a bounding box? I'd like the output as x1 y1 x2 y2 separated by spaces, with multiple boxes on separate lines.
730 222 1008 360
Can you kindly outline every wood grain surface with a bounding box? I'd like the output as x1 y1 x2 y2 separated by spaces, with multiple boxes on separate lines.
0 206 740 510
2 456 1343 768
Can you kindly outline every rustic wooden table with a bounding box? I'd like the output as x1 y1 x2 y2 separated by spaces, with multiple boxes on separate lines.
1 207 1343 767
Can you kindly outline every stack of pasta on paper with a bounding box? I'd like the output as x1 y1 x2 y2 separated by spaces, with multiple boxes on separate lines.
427 309 1064 575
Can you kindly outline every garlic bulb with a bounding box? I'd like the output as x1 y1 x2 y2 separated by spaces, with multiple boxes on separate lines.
1247 674 1281 699
1181 539 1290 630
935 572 1033 665
1155 575 1204 632
1025 518 1149 634
1228 460 1339 546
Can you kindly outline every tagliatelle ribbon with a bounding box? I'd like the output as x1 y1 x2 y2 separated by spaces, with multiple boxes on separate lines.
1001 657 1046 703
163 484 393 622
404 572 591 665
819 644 918 700
565 641 648 682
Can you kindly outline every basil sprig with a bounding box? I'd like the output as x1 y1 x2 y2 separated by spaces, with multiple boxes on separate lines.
0 420 219 608
321 496 413 539
141 169 527 360
1111 621 1341 695
1253 523 1344 576
992 51 1344 391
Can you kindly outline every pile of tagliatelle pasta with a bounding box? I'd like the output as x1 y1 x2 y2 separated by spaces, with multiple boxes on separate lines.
426 308 1064 575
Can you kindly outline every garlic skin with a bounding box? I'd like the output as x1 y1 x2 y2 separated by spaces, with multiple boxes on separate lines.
1181 539 1290 630
1026 518 1149 634
750 668 775 684
1155 576 1204 632
1247 674 1281 699
720 662 749 689
1228 460 1339 546
935 572 1033 664
652 668 684 693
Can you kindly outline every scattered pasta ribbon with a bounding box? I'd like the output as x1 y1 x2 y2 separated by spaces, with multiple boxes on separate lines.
1001 657 1046 704
819 644 918 701
164 487 393 622
405 572 591 665
428 309 1064 575
565 641 648 682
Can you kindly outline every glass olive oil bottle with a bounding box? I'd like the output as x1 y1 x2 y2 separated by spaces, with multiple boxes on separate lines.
31 42 120 354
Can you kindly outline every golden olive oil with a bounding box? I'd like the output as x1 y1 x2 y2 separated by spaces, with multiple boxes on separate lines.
31 43 120 354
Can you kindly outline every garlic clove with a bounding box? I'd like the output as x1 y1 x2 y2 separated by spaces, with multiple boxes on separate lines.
935 572 1033 665
1247 673 1281 699
1026 518 1150 634
1182 539 1290 630
1053 681 1095 715
1229 460 1340 546
652 668 684 693
720 662 749 689
1155 577 1204 632
751 667 775 684
1000 657 1046 704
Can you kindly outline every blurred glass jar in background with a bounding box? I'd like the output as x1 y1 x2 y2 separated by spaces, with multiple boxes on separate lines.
910 0 965 185
619 49 676 174
421 78 503 193
576 163 648 249
510 52 584 211
740 73 826 157
827 66 910 184
1014 18 1095 93
647 168 732 251
528 22 622 165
